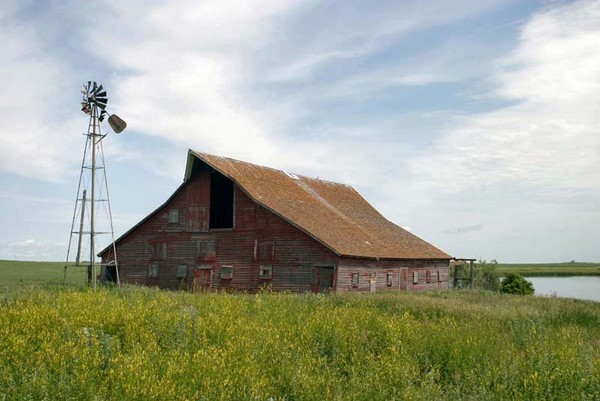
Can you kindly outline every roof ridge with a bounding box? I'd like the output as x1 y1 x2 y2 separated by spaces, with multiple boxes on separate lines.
191 149 353 189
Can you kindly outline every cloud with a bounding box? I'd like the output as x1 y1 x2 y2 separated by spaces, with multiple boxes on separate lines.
0 6 82 181
77 0 311 169
1 238 68 261
444 224 484 235
265 0 511 83
386 0 600 261
408 0 600 195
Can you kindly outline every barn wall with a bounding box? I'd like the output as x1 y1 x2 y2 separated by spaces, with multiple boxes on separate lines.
103 167 338 292
336 258 450 293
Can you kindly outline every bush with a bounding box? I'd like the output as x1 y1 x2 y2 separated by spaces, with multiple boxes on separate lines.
475 259 501 291
501 273 535 295
450 259 500 291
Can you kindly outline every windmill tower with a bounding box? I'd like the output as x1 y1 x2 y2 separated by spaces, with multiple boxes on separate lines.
64 81 127 289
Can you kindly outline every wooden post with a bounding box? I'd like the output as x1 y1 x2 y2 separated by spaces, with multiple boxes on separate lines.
453 264 459 288
75 190 86 266
469 260 474 289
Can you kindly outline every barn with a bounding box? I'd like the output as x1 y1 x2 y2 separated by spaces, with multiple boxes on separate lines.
99 150 452 293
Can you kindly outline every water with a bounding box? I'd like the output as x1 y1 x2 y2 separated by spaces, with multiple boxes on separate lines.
528 276 600 302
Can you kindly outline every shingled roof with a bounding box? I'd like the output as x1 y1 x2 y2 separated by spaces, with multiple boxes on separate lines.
186 150 450 260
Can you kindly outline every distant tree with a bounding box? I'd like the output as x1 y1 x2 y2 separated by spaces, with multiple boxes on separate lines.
501 273 534 295
475 259 501 291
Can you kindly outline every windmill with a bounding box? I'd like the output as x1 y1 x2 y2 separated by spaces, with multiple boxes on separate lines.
64 81 127 289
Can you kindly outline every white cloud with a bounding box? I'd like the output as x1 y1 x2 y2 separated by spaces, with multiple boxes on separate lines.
78 0 310 168
408 0 600 194
385 0 600 261
1 238 68 261
0 14 81 181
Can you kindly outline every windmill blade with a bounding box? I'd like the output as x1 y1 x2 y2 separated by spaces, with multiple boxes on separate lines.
79 81 114 117
95 98 108 107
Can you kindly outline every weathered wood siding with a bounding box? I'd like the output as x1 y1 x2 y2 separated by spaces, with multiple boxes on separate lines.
103 166 338 292
336 257 449 293
102 163 450 293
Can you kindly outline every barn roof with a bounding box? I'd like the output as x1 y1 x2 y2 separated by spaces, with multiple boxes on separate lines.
185 150 450 260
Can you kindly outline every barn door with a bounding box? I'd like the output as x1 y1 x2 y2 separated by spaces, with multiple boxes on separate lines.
311 266 334 293
369 272 377 293
399 268 407 290
194 266 212 292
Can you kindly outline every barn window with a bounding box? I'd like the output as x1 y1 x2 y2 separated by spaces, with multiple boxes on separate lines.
254 239 275 261
152 242 167 261
220 266 233 280
437 271 442 282
351 273 359 287
413 271 419 285
259 265 272 280
209 171 234 229
386 272 393 287
168 209 179 224
176 265 188 279
197 239 216 261
148 263 159 278
426 270 432 283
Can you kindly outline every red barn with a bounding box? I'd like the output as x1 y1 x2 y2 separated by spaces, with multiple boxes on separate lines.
99 150 451 293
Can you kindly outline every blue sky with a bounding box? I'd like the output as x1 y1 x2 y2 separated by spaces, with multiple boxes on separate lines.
1 0 599 262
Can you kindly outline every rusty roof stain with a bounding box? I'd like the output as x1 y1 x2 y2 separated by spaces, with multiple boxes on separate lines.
188 150 451 260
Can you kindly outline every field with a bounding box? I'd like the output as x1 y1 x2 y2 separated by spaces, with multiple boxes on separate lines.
0 261 599 400
0 259 87 288
495 262 600 277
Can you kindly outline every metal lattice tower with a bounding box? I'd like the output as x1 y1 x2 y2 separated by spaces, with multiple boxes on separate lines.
64 81 126 289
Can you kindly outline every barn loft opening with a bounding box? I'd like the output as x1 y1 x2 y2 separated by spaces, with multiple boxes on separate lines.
210 170 234 229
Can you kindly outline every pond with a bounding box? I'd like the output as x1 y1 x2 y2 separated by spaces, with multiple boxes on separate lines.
528 276 600 302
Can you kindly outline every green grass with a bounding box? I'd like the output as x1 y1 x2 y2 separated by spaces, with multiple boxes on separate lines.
495 262 600 276
0 259 87 288
0 287 598 400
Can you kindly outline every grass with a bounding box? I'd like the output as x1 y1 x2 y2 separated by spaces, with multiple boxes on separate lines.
0 259 87 288
0 286 598 400
495 262 600 276
0 261 598 399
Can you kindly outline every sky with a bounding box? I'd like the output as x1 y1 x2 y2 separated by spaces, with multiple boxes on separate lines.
1 0 599 263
